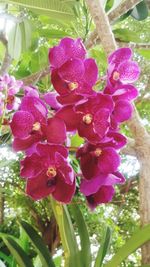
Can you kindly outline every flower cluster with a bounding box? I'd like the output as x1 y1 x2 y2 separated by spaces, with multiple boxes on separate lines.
0 74 23 117
10 38 140 208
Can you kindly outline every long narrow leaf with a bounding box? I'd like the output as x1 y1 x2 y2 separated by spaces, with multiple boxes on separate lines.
71 204 91 267
19 220 55 267
104 224 150 267
94 226 111 267
0 251 12 265
2 236 33 267
50 198 81 267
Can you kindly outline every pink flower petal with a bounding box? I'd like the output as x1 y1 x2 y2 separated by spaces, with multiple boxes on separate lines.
11 111 34 138
113 100 133 122
46 117 66 144
52 177 75 204
58 58 85 82
26 172 56 200
118 61 140 83
98 147 121 174
87 185 115 209
108 48 132 66
20 96 47 122
60 37 86 59
56 105 79 131
83 58 98 86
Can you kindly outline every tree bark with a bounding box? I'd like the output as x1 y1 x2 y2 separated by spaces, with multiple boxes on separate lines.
85 0 143 49
85 0 117 54
0 188 4 224
127 107 150 264
86 0 150 264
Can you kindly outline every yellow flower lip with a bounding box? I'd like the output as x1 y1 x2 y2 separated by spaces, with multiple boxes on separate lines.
68 82 78 90
83 113 93 125
113 71 120 81
46 166 57 178
32 122 41 131
94 148 102 157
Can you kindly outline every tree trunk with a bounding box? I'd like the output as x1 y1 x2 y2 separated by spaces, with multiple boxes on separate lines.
0 189 4 224
138 139 150 264
85 0 150 264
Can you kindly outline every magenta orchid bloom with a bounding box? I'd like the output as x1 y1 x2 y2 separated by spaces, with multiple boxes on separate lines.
0 74 23 114
56 93 114 143
107 48 140 87
49 37 98 104
49 37 86 69
21 143 75 203
11 96 47 140
80 171 125 209
77 142 121 180
51 58 98 104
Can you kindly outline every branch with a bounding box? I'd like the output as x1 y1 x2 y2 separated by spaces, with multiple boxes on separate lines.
117 42 150 49
85 0 117 54
85 0 143 49
0 33 12 76
121 137 136 157
108 0 142 23
127 105 149 145
22 65 50 85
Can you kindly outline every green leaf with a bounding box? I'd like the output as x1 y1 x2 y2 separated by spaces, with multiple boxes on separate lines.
131 0 148 21
0 251 12 265
50 199 81 267
113 28 142 43
19 226 29 253
19 220 55 267
71 204 91 267
138 49 150 60
105 0 114 12
2 236 33 267
19 19 32 52
104 224 150 267
4 0 75 22
71 134 84 147
38 28 70 39
8 22 22 60
94 227 111 267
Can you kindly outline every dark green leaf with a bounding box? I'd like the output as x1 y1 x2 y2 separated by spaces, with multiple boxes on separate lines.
94 227 111 267
131 0 148 21
2 236 33 267
105 0 114 12
19 220 55 267
71 204 91 267
0 251 12 265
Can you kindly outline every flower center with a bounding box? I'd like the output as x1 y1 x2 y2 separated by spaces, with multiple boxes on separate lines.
94 148 102 157
113 71 120 81
83 114 93 125
32 122 41 131
46 166 57 178
68 82 78 90
6 95 15 104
